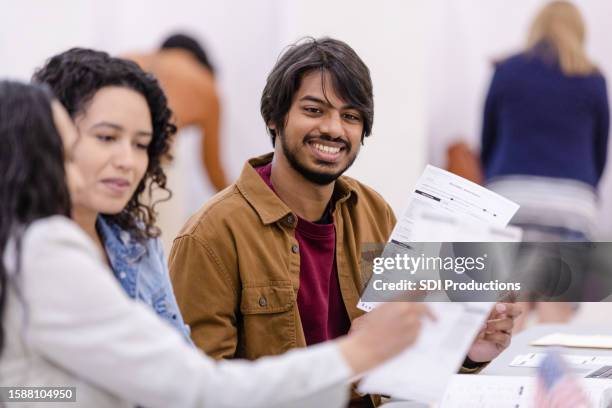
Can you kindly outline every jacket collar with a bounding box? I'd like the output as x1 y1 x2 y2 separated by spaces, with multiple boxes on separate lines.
96 216 147 263
236 153 359 225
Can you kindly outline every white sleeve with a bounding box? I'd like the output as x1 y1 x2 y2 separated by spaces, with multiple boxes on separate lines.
21 217 351 408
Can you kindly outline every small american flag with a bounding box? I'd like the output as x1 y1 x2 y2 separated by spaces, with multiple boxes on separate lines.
534 348 590 407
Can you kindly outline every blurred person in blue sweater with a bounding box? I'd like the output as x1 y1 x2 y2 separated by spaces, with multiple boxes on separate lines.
480 1 609 325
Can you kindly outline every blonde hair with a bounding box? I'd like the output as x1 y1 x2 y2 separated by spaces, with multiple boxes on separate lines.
527 0 597 75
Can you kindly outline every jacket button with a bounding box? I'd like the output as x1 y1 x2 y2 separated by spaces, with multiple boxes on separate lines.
291 244 299 254
259 296 267 307
286 214 295 225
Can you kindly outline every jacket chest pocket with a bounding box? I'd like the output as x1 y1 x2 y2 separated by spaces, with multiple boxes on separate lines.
239 282 297 359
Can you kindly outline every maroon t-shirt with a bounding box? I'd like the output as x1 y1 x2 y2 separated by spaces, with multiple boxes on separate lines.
256 163 351 345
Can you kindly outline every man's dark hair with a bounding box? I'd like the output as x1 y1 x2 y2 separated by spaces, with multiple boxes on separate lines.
33 48 176 243
260 37 374 146
161 33 215 75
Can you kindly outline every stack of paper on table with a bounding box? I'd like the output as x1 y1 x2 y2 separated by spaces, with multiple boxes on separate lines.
438 374 612 407
532 333 612 349
511 352 612 368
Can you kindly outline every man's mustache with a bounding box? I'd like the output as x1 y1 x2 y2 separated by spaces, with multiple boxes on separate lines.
303 134 351 150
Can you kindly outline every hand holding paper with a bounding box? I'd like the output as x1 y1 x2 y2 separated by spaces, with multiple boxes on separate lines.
340 303 435 375
467 302 522 363
357 302 494 402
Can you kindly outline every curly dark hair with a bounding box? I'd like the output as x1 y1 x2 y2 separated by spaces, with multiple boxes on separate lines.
33 48 176 242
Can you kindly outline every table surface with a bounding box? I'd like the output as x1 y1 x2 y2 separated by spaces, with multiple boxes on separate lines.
380 323 612 407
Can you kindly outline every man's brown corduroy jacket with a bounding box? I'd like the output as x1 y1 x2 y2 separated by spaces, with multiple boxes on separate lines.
168 153 396 360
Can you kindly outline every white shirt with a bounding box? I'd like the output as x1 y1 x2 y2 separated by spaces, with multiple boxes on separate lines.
1 216 351 407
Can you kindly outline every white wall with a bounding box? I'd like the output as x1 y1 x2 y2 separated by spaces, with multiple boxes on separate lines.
0 0 97 80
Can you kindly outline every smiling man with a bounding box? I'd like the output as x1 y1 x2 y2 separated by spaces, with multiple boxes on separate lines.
169 37 517 407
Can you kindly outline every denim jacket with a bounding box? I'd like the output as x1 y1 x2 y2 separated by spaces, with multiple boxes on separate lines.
97 216 191 342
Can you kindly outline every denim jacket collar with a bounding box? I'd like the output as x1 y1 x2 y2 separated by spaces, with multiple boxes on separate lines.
97 216 147 263
96 216 147 298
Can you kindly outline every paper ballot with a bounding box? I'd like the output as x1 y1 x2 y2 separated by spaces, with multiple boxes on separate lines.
356 166 520 403
357 302 493 402
410 210 523 243
357 165 520 312
390 165 519 244
439 374 612 407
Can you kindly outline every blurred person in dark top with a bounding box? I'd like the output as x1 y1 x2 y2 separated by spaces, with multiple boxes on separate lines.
480 1 609 326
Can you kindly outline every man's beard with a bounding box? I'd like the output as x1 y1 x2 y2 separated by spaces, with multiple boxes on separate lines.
278 133 358 186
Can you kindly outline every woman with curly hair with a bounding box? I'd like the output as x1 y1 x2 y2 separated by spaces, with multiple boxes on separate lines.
32 48 190 338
